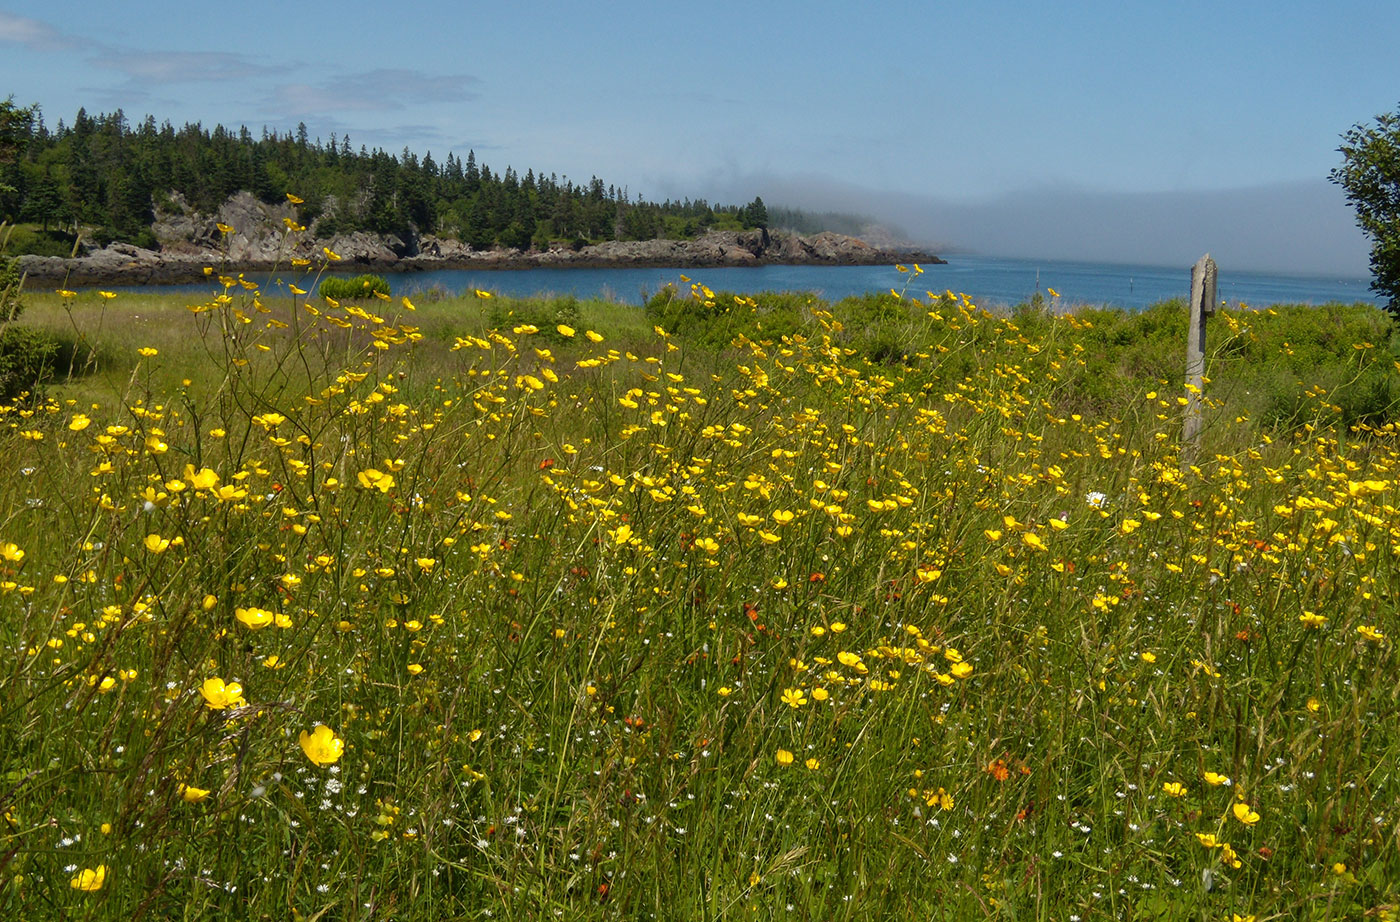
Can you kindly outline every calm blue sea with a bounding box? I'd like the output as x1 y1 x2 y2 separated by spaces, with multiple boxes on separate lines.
120 254 1376 310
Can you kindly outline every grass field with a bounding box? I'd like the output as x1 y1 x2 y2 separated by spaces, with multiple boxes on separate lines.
1 261 1397 920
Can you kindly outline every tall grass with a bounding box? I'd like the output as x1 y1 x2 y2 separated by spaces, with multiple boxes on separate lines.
0 260 1397 921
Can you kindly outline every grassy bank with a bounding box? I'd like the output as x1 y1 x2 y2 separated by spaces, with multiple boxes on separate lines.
1 269 1397 920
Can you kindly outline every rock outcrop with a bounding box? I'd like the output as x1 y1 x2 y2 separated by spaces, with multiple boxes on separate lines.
16 195 941 285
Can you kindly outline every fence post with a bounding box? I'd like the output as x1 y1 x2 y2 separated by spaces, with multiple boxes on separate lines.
1183 254 1217 460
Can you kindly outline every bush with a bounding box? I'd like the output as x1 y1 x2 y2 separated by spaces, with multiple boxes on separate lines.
644 286 809 348
319 274 391 301
2 225 80 259
0 323 58 402
488 295 582 344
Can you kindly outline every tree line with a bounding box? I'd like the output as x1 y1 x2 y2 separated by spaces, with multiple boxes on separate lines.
0 100 771 252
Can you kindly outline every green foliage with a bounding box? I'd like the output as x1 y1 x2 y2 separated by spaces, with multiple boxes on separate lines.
0 100 773 254
487 294 582 343
741 195 768 229
1 254 22 322
644 285 810 348
0 322 57 401
3 224 80 258
1332 103 1400 312
318 274 390 301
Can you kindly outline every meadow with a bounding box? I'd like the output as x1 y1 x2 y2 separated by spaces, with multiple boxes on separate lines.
0 251 1397 921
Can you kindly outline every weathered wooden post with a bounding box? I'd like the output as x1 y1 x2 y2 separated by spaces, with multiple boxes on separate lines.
1183 254 1217 460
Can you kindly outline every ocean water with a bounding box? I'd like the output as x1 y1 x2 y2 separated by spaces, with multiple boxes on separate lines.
122 254 1376 310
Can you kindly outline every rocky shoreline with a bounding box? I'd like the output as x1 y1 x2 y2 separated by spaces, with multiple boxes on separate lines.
14 193 941 286
16 230 943 286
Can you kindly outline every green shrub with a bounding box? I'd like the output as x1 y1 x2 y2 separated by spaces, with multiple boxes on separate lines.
319 274 391 301
488 295 582 344
1 225 79 259
644 286 809 348
0 323 58 402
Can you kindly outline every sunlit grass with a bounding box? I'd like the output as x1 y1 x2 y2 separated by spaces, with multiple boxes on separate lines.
1 252 1398 921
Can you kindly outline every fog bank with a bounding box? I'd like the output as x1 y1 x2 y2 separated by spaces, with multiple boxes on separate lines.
702 174 1371 278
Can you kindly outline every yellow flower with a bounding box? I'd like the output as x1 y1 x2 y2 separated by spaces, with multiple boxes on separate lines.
178 783 211 803
1357 624 1386 642
70 865 107 891
0 542 23 563
1232 801 1260 825
811 687 829 701
57 289 77 298
68 414 92 431
775 749 794 766
950 662 974 679
474 289 494 299
407 663 424 675
556 324 576 337
1140 651 1157 664
323 246 342 261
805 757 820 770
612 523 633 545
1161 781 1186 797
235 606 275 630
286 193 304 204
357 469 395 493
781 687 808 708
1021 532 1046 551
199 677 245 710
1203 771 1231 786
216 222 234 234
585 329 604 342
1299 611 1326 628
144 534 171 554
299 724 344 766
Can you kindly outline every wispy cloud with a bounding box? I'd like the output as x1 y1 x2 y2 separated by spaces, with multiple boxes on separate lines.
0 11 76 51
93 50 272 84
266 68 480 117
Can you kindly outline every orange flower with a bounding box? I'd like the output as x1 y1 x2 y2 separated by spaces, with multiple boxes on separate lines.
987 758 1011 781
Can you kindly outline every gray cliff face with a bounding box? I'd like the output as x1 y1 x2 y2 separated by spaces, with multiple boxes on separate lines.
16 194 941 285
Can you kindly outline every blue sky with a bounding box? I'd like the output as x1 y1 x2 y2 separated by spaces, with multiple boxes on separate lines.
2 0 1395 274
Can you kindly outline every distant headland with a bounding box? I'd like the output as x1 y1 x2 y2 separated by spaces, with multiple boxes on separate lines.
16 193 941 286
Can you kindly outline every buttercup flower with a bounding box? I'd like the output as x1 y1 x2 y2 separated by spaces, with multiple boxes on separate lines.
70 865 107 891
299 724 344 766
199 677 245 710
